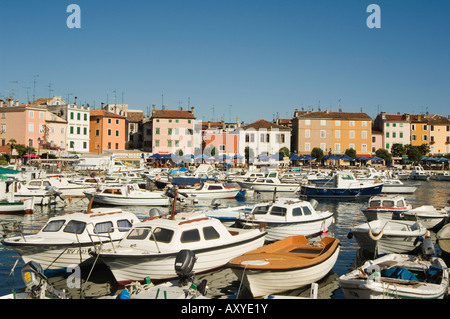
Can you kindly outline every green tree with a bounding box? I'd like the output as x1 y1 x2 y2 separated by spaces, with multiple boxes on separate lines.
311 147 324 161
14 144 35 157
391 143 404 157
375 148 392 161
278 147 290 158
344 148 356 159
407 147 422 164
7 139 17 155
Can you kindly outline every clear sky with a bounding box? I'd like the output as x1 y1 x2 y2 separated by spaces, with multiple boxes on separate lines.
1 0 449 123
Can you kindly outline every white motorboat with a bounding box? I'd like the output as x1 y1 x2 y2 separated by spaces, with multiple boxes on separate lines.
0 197 35 215
92 210 266 285
227 236 340 298
236 171 300 192
436 223 450 255
23 176 97 197
339 253 449 299
381 179 418 194
84 183 170 206
105 250 208 299
401 205 450 230
1 207 140 272
178 181 241 199
348 219 427 256
431 171 450 181
199 200 253 226
8 181 63 205
236 198 335 242
362 195 412 221
410 166 430 181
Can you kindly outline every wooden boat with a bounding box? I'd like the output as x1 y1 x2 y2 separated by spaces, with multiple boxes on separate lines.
84 183 170 206
348 219 427 256
298 172 383 199
401 205 450 230
227 235 340 298
1 207 140 272
237 198 335 241
339 253 449 299
362 195 412 221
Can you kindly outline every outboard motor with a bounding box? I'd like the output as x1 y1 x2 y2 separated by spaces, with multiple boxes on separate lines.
211 198 221 209
21 261 66 299
149 208 162 219
421 235 435 258
174 250 197 286
309 199 319 210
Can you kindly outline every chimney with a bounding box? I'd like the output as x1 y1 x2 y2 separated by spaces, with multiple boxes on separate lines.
190 106 194 114
152 104 156 111
101 102 105 109
74 96 78 105
0 100 3 108
381 111 386 120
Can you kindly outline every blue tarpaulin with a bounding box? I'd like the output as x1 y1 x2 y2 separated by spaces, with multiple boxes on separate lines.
381 267 418 282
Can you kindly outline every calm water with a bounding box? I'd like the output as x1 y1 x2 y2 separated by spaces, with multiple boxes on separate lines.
1 179 449 299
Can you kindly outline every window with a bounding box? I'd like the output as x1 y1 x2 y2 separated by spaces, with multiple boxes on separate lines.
253 205 270 215
70 112 73 120
270 206 287 217
303 206 312 215
77 113 80 120
2 124 7 133
392 132 396 138
42 220 65 232
422 125 427 131
305 130 310 138
411 124 416 131
335 130 340 138
203 226 220 240
422 135 428 141
400 132 403 138
320 143 326 151
108 118 112 124
168 140 172 147
155 128 160 134
116 130 119 137
335 120 341 126
83 142 87 149
148 227 174 243
117 219 133 232
108 129 112 136
293 208 302 216
168 128 172 135
94 221 113 234
127 228 150 240
320 130 326 138
84 127 87 135
219 144 225 151
96 129 100 136
305 142 310 151
155 140 160 147
108 142 111 149
362 121 367 127
320 120 326 126
96 118 100 124
116 119 119 125
77 127 81 135
349 131 355 139
181 229 201 243
349 121 355 127
334 143 340 152
84 114 88 121
28 123 34 133
305 119 310 125
64 220 86 234
362 131 367 139
362 144 367 152
28 110 34 118
70 126 74 134
386 132 390 138
411 134 417 141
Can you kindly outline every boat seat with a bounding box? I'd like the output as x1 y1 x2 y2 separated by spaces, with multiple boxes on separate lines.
275 244 324 258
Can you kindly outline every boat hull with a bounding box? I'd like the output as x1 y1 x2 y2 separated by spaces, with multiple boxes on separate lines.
228 237 340 297
84 192 170 206
98 232 266 285
381 185 417 194
0 198 34 215
299 184 383 199
339 254 449 299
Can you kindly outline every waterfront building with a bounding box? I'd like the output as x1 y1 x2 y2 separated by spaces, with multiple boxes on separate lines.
89 109 126 153
425 114 450 155
150 105 197 155
408 114 430 148
292 110 372 156
237 119 291 163
373 112 411 152
202 117 241 159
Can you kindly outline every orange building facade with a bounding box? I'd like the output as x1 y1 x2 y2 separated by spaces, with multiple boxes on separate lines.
89 109 126 153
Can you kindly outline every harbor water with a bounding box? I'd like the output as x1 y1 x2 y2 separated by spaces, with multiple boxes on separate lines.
1 179 449 299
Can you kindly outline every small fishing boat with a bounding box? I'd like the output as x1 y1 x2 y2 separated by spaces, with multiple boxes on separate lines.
381 179 418 194
298 172 383 199
236 172 300 192
362 195 412 221
436 223 450 256
0 197 35 215
84 183 170 206
178 181 241 199
348 220 427 256
9 181 63 205
1 206 139 272
227 235 340 298
236 198 334 241
339 253 449 299
410 166 430 181
23 176 97 197
401 205 450 230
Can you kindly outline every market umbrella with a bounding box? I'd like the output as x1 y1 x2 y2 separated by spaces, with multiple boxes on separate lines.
290 154 301 160
257 154 270 161
302 154 316 161
233 154 244 159
270 153 283 160
340 155 355 161
369 156 384 161
23 154 40 158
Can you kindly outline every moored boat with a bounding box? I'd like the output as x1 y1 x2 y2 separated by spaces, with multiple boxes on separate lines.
92 211 267 285
1 207 139 272
401 205 450 230
178 181 241 199
227 235 340 298
236 198 334 242
348 219 427 256
0 197 35 215
339 253 449 299
362 195 412 221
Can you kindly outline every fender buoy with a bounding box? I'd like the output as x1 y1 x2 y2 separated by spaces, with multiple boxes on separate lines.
368 229 384 241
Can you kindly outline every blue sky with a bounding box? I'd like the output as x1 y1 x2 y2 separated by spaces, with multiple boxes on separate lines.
1 0 449 123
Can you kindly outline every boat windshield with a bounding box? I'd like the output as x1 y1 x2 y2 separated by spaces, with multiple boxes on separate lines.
270 206 287 216
42 220 65 232
150 227 174 243
253 205 270 215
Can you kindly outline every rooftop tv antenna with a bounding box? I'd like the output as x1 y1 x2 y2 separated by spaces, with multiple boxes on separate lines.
32 74 39 102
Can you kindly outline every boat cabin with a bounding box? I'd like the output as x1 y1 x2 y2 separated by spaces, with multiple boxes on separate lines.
248 198 323 222
31 209 138 242
367 195 410 210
